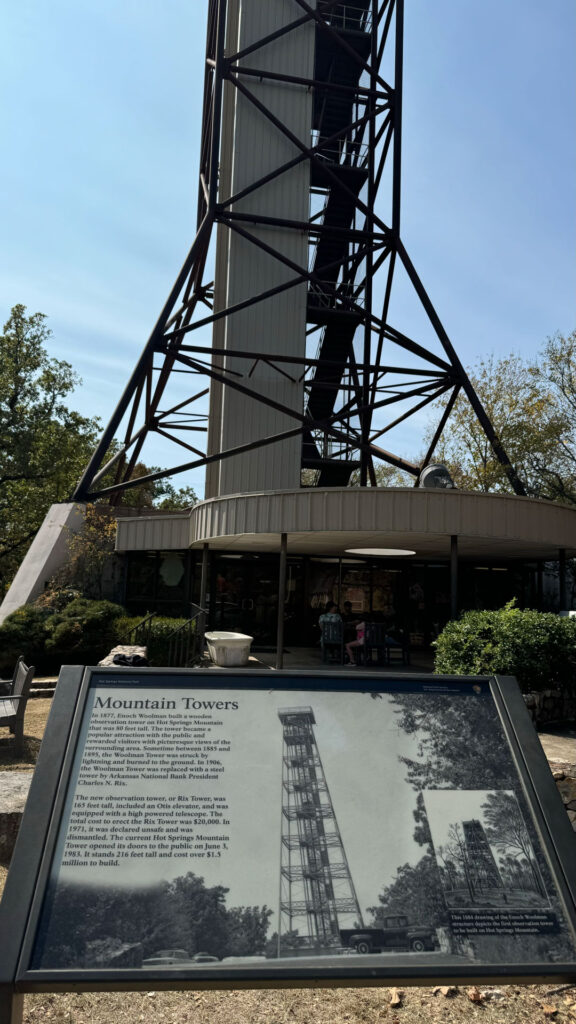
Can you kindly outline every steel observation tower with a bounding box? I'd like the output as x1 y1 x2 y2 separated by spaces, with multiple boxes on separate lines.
278 706 362 947
73 0 525 504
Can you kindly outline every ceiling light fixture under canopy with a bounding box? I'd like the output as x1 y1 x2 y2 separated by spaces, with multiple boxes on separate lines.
345 547 416 557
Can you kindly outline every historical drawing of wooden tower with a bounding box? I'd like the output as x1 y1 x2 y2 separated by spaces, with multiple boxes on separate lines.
278 706 363 947
462 819 503 894
72 0 525 504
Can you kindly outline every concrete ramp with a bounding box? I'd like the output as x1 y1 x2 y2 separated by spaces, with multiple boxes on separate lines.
0 503 85 624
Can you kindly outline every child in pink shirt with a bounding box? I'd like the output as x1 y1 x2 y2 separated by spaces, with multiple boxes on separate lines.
345 621 365 665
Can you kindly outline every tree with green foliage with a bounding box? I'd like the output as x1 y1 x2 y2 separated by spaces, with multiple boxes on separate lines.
0 305 100 591
430 353 564 495
0 304 198 595
429 333 576 501
529 330 576 504
47 504 117 600
350 462 413 488
98 456 198 510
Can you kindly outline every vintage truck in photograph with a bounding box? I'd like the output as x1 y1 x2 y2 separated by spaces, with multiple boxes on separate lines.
339 915 438 954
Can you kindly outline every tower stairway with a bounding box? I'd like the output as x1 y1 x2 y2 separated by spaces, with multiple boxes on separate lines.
278 706 363 947
303 4 372 484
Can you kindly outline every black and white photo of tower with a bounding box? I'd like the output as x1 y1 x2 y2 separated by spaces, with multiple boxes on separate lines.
278 706 362 949
425 789 552 912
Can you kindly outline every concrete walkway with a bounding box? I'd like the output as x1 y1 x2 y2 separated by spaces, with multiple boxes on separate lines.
250 646 436 673
539 723 576 770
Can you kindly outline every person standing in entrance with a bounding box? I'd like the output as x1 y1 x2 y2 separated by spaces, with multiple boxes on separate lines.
318 601 343 663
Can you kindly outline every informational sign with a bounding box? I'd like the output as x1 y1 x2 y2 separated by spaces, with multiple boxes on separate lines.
1 668 576 997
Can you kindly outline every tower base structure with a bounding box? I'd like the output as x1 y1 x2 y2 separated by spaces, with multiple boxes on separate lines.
112 487 576 654
0 505 85 626
2 485 575 650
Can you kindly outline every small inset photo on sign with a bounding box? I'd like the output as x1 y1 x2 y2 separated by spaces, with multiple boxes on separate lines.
424 789 550 912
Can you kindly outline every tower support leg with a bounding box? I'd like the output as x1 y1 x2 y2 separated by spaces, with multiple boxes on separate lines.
0 991 23 1024
450 534 459 621
276 533 288 670
559 548 567 610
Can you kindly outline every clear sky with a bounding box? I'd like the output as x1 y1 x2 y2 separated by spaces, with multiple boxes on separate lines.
2 0 574 499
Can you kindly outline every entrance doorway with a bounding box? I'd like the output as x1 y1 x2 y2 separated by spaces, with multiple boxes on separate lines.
211 555 306 648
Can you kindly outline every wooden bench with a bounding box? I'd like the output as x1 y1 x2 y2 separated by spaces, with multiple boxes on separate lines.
0 657 35 756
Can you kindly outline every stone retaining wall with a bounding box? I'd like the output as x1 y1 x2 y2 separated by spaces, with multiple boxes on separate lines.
549 762 576 831
523 689 576 727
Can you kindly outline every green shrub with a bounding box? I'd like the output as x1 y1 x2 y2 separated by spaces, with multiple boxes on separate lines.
34 588 82 613
146 617 191 665
111 614 193 665
48 619 84 650
434 601 576 692
54 598 126 626
0 598 126 673
0 604 52 672
112 616 143 643
45 599 126 666
0 601 194 673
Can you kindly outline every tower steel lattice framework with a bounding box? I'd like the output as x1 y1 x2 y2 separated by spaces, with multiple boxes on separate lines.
73 0 526 504
278 706 363 946
462 819 504 894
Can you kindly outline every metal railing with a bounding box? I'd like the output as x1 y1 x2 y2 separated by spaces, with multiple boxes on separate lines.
117 611 157 649
320 4 372 33
308 279 364 312
166 603 208 667
311 130 369 170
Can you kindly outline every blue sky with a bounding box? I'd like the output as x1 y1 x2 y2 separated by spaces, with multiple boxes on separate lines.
2 0 574 498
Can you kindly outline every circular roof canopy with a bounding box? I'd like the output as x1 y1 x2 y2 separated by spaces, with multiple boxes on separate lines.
116 488 576 561
185 488 576 560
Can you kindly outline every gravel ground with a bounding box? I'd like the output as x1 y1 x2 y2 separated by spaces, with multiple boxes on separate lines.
0 696 48 770
14 976 576 1024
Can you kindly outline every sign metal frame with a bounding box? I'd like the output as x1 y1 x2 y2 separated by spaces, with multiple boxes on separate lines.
1 667 575 1023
